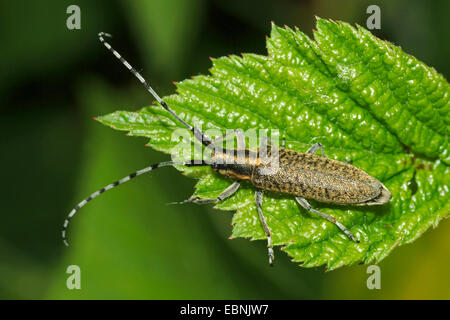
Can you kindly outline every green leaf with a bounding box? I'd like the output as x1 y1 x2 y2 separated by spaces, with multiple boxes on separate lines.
97 18 449 270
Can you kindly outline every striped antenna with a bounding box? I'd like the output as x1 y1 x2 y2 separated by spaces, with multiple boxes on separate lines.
98 32 212 148
62 161 206 246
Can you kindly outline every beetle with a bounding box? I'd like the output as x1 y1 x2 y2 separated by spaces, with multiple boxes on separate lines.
62 32 391 266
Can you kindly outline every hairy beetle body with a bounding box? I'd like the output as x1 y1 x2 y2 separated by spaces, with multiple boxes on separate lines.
212 148 391 205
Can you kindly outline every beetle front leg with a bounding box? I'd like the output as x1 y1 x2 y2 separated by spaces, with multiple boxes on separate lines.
306 142 327 157
187 181 240 204
307 142 353 163
295 196 359 243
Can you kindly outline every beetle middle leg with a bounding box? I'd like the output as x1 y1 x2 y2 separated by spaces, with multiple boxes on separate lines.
295 196 359 242
255 190 274 266
187 181 240 204
307 142 354 163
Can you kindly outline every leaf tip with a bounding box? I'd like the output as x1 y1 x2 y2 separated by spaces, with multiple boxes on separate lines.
314 14 323 22
315 16 330 28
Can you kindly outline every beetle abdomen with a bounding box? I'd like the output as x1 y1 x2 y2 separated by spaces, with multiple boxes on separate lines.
252 149 384 205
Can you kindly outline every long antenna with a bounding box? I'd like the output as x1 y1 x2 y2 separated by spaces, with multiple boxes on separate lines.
98 32 212 148
62 160 206 246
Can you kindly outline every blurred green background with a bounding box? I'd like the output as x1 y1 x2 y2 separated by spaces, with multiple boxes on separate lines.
0 0 448 299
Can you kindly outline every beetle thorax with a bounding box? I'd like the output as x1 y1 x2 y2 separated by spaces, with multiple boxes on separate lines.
210 148 260 181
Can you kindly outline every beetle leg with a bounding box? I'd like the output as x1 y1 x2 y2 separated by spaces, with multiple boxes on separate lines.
295 196 359 243
186 181 240 204
255 190 274 266
306 142 327 158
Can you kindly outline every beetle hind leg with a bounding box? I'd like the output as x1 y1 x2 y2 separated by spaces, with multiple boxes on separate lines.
295 196 359 243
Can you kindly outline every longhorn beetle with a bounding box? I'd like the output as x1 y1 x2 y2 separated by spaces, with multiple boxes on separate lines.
62 32 392 266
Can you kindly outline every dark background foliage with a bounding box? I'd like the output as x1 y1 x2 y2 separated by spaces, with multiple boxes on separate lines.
0 0 448 299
